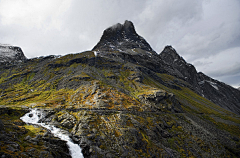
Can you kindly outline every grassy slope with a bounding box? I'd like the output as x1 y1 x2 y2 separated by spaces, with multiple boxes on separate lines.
0 51 240 157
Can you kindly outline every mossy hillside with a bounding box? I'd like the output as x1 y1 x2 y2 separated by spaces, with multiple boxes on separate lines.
64 81 143 111
142 73 240 138
0 56 153 111
1 51 240 157
1 56 239 119
0 53 94 106
54 51 95 64
1 55 239 123
62 108 236 157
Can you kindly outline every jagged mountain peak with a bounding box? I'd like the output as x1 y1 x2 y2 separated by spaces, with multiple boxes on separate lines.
107 20 136 34
0 44 27 62
92 20 154 52
160 45 197 83
160 45 185 64
160 45 240 115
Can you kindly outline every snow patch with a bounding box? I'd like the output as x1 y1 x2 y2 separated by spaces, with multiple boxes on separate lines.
198 80 219 90
146 51 152 57
0 47 17 58
93 51 98 56
208 81 219 90
109 44 115 48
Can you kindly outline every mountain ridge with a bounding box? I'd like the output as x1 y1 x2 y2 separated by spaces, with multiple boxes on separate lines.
92 20 154 53
160 45 240 115
0 20 240 157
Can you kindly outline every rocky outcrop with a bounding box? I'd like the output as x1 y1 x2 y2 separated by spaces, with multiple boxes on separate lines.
197 72 240 114
57 111 76 129
0 44 27 63
92 20 154 53
0 107 70 158
138 89 183 113
160 45 240 115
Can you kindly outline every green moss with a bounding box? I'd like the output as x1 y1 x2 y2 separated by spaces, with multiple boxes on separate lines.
157 73 176 82
141 73 240 138
23 125 45 137
203 115 240 137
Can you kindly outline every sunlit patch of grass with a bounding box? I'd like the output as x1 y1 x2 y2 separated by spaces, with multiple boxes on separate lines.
23 125 45 137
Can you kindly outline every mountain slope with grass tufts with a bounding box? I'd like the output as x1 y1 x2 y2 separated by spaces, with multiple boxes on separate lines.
0 21 240 157
160 45 240 115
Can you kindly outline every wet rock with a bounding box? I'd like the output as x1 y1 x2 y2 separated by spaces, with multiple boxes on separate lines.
43 131 52 138
0 119 4 130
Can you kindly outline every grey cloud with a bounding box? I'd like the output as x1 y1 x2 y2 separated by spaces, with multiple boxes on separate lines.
193 61 212 67
209 63 240 77
217 74 240 88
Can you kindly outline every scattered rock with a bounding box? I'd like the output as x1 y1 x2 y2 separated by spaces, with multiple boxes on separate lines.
57 112 76 129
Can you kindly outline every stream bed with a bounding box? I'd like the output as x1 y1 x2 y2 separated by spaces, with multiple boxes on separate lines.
20 108 84 158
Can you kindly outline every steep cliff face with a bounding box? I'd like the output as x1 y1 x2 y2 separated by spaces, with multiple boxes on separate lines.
0 44 27 63
160 45 240 115
92 20 154 53
160 46 199 86
0 21 240 157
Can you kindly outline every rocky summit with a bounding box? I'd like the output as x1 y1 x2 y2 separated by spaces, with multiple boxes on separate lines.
92 20 154 52
0 21 240 158
0 44 27 63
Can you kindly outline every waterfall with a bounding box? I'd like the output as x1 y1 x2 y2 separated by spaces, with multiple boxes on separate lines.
20 108 84 158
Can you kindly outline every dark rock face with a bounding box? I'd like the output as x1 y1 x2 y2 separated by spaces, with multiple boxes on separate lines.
92 20 154 52
0 119 4 130
57 111 76 129
160 45 240 115
138 89 183 113
160 46 199 87
0 44 27 62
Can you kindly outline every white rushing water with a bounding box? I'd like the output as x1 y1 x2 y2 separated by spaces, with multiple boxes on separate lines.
20 109 84 158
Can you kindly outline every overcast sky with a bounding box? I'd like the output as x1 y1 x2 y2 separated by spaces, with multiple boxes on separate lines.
0 0 240 88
